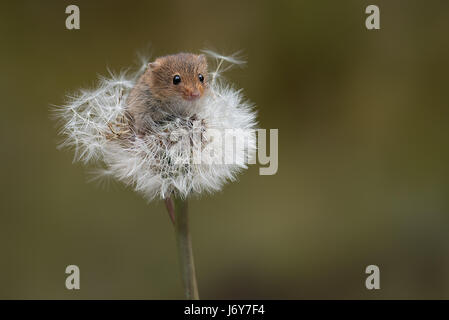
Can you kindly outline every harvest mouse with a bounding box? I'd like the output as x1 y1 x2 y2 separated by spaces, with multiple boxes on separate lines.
126 53 209 135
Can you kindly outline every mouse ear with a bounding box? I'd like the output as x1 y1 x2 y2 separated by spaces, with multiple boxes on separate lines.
148 61 160 70
197 54 207 64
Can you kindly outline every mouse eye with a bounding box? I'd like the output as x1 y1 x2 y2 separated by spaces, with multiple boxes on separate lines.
173 75 181 85
198 74 204 83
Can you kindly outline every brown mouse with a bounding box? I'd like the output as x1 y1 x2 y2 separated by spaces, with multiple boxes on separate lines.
126 53 209 135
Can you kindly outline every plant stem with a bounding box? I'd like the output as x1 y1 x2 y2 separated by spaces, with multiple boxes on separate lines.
164 197 175 225
165 195 199 300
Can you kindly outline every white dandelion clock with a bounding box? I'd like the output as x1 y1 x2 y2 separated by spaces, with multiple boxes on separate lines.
54 50 258 299
56 51 256 201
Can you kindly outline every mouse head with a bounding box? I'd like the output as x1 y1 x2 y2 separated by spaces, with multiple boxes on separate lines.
147 53 208 102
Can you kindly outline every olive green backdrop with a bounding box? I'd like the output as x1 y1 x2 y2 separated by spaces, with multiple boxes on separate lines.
1 0 448 299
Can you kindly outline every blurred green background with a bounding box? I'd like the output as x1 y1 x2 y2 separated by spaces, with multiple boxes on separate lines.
1 0 449 299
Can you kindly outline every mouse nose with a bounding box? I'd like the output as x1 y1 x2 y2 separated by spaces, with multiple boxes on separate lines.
185 89 201 100
190 90 200 98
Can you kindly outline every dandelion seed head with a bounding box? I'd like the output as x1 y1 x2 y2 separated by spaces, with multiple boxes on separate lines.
54 51 257 201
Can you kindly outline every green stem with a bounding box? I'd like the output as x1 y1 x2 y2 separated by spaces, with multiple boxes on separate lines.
165 195 199 300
